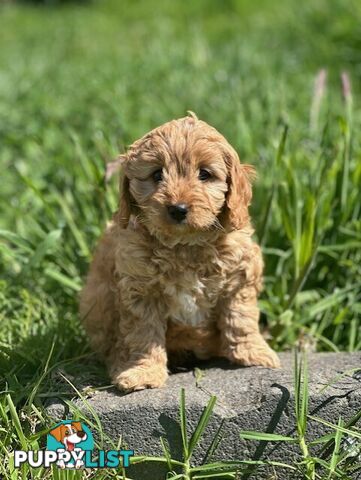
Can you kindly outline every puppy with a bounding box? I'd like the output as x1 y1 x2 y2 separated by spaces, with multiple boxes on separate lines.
80 114 280 392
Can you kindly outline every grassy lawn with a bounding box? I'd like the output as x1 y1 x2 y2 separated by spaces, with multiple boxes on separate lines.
0 0 360 478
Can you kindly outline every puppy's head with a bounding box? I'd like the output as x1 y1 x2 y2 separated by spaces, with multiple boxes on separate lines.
117 115 254 240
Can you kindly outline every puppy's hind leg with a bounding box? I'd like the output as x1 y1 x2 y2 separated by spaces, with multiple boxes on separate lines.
80 280 117 359
79 227 119 359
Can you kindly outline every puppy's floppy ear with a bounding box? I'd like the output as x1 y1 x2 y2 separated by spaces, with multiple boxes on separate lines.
222 146 256 230
118 173 132 229
114 155 132 229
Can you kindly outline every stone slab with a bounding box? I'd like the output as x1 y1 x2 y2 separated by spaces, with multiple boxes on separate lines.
47 352 361 479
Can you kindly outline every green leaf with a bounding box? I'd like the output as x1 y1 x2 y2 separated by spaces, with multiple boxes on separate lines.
0 229 33 253
6 394 27 451
160 436 173 472
300 353 309 435
131 456 184 467
202 419 225 464
239 431 296 442
328 417 343 478
308 416 361 439
27 229 62 269
53 191 90 258
191 460 297 473
44 267 82 291
188 395 217 458
179 388 189 459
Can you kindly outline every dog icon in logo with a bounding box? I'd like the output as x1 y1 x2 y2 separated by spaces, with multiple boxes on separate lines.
48 421 89 469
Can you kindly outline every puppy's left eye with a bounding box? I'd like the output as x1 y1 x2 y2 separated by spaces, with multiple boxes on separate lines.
198 169 212 181
152 169 163 183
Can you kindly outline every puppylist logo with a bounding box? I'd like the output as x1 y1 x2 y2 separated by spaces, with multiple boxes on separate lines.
14 420 134 469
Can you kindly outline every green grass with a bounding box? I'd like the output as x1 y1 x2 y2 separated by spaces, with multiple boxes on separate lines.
0 0 361 478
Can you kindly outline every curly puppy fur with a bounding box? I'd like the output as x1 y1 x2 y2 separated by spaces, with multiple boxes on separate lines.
80 114 280 392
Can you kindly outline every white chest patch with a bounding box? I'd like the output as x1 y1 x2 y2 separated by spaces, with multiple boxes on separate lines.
167 279 208 327
173 292 205 326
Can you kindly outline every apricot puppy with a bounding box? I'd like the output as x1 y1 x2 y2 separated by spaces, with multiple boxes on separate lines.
80 114 280 392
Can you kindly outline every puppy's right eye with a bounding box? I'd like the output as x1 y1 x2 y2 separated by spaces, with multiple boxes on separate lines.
198 168 212 181
152 169 163 183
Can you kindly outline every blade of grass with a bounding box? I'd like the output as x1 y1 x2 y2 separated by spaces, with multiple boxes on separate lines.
160 436 173 473
26 339 55 414
131 456 184 467
44 267 82 291
6 394 27 450
202 419 225 465
239 431 296 442
188 395 217 458
179 388 189 460
308 416 361 440
191 459 297 472
328 417 343 479
53 191 90 258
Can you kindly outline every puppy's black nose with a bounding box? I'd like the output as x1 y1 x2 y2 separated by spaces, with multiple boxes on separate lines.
77 431 86 438
167 204 188 223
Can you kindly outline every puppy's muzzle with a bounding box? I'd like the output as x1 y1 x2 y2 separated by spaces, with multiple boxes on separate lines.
167 204 188 223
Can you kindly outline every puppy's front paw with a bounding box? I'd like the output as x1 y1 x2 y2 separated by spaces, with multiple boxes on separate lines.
113 365 168 392
226 336 280 369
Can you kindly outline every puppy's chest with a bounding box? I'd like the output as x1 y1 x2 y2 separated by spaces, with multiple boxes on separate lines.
157 257 224 327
